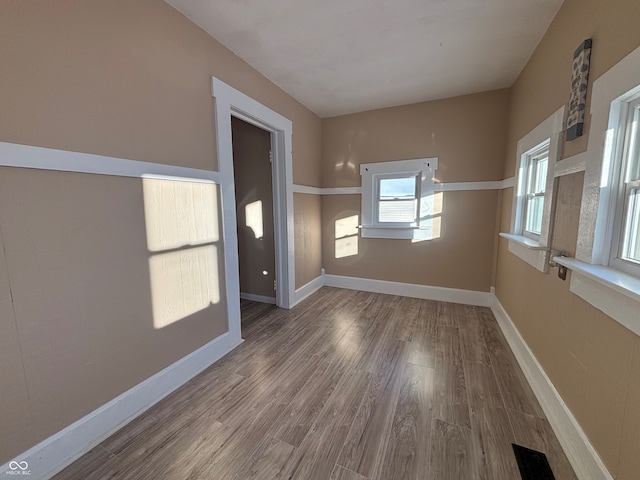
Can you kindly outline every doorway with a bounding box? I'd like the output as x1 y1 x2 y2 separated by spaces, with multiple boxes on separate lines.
212 76 295 345
231 117 277 310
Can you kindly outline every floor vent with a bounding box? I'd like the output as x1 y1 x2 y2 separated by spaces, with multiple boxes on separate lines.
512 443 556 480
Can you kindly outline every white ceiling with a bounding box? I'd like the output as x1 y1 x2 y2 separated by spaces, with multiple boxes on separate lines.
166 0 564 118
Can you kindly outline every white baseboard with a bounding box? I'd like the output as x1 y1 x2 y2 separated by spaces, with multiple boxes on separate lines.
490 296 613 480
239 292 276 304
0 331 243 480
292 274 325 307
324 274 492 307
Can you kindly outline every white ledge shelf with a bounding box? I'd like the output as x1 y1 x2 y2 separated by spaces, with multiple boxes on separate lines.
552 256 640 303
553 256 640 336
500 233 550 272
499 233 549 251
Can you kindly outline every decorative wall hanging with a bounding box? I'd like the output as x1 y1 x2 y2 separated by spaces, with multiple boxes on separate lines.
566 39 592 141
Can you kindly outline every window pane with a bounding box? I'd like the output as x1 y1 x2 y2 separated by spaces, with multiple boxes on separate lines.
621 188 640 263
528 154 548 194
625 105 640 182
525 196 544 235
523 147 548 237
379 177 416 200
378 199 417 223
376 176 418 223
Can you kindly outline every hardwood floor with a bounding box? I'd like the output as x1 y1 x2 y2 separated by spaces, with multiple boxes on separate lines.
54 288 577 480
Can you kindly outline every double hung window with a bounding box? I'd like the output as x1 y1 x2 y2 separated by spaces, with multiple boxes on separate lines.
518 46 640 335
375 174 419 225
523 145 550 239
500 106 563 273
611 97 640 275
360 158 438 240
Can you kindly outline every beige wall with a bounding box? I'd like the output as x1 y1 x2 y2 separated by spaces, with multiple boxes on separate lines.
0 0 322 183
232 118 276 299
0 168 228 462
504 0 640 177
0 0 322 464
4 0 640 476
496 0 640 478
294 194 323 289
322 89 510 186
321 90 510 291
323 191 498 291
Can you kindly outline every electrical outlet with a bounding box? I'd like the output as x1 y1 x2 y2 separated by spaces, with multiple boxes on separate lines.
558 265 568 281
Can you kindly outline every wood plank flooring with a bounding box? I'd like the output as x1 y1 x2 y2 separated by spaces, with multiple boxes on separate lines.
54 288 577 480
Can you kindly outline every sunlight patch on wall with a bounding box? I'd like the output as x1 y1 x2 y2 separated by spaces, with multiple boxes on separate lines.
413 191 443 243
245 200 264 239
335 214 359 258
335 156 357 176
143 178 222 329
149 245 220 328
143 178 219 252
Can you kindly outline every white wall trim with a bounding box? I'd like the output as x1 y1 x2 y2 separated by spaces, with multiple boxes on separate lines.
292 184 324 195
510 106 566 248
0 141 220 183
321 186 362 195
239 293 276 304
212 77 295 320
0 332 243 480
434 180 504 191
292 180 513 196
500 176 516 189
324 274 492 307
554 152 588 177
491 296 613 480
292 274 325 307
291 184 364 195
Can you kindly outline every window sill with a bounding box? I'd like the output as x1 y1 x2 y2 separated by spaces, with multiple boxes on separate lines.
499 233 550 272
552 256 640 336
360 224 419 230
499 233 549 250
359 225 436 240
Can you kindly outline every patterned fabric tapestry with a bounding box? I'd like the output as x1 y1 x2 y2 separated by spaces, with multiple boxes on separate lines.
566 39 592 141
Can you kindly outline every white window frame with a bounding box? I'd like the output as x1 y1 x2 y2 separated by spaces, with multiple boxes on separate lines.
360 157 438 240
551 44 640 337
609 95 640 277
521 141 551 240
374 172 420 226
500 106 564 272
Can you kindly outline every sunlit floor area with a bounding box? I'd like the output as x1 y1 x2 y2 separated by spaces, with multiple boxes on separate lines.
54 288 576 480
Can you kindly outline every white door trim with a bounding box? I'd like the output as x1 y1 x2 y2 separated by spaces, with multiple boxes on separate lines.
211 78 295 323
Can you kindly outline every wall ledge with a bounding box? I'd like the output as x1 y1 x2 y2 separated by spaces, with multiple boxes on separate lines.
0 332 243 480
500 234 551 273
491 295 614 480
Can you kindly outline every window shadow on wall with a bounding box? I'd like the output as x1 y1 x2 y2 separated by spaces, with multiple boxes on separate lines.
335 214 359 258
142 178 221 329
413 191 443 242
